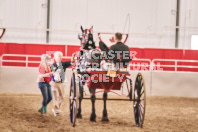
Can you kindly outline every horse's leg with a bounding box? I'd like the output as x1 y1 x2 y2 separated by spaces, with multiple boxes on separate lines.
77 77 84 118
90 89 96 122
77 84 83 118
102 92 109 121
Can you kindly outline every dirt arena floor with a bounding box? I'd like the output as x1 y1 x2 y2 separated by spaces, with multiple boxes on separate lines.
0 94 198 132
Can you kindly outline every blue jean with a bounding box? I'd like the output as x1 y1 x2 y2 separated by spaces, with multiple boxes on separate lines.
38 82 52 107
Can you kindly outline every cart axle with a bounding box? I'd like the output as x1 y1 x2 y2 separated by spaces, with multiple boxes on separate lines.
82 97 142 101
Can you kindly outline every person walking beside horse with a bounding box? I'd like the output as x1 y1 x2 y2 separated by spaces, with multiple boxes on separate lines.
50 51 75 116
38 54 53 114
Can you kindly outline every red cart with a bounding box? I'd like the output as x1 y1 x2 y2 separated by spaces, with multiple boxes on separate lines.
69 49 146 128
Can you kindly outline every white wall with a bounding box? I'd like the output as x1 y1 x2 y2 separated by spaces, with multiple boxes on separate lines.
178 0 198 49
0 0 47 43
0 0 198 49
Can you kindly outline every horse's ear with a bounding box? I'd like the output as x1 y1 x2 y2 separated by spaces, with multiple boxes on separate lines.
89 26 93 33
81 26 84 33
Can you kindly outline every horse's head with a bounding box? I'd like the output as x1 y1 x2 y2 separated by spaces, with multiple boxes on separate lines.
78 26 95 50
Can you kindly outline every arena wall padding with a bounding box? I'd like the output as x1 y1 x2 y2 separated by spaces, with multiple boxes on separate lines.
0 67 151 96
151 71 198 97
1 67 198 97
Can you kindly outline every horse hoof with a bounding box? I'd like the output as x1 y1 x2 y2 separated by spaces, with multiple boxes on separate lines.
101 116 109 122
76 113 82 119
90 113 96 122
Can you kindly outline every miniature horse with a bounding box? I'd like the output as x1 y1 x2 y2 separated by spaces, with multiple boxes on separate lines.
76 26 109 122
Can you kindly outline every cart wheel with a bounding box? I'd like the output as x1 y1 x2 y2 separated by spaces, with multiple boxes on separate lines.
69 72 79 127
133 72 146 128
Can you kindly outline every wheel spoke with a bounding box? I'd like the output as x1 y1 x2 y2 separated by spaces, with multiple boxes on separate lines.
140 90 144 97
134 105 139 124
138 105 142 124
141 80 144 86
134 90 138 97
140 102 144 108
73 101 76 122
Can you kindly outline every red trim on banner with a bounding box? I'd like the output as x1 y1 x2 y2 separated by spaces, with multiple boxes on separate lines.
1 42 198 72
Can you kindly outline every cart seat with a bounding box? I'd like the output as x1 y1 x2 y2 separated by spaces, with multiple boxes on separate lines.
86 70 130 92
